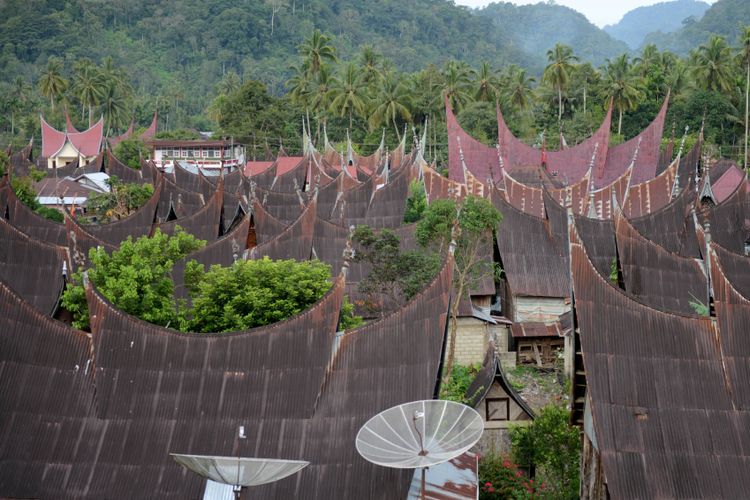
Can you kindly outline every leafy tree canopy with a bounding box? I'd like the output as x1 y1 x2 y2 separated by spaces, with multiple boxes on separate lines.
113 137 148 170
84 176 154 224
186 257 333 333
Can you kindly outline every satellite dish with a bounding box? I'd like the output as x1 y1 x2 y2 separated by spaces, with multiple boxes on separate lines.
170 454 308 498
356 400 483 499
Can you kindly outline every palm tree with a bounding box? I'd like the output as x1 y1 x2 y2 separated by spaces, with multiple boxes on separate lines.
73 60 105 126
328 62 369 130
309 65 338 133
690 35 734 93
473 62 502 102
286 64 314 113
602 54 643 135
634 44 660 75
369 74 412 140
571 62 598 115
298 29 337 76
38 58 67 111
434 60 473 111
217 71 241 95
100 81 128 136
738 26 750 170
543 43 578 121
358 45 383 86
502 65 535 114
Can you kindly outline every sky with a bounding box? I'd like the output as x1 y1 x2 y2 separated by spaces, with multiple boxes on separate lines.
454 0 716 28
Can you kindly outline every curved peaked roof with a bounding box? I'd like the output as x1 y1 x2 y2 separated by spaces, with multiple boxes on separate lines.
598 93 670 187
65 110 79 134
251 195 316 261
614 210 707 315
711 242 750 300
446 96 501 184
270 156 307 192
141 111 158 139
623 153 679 218
312 216 350 277
157 180 223 242
423 162 468 204
4 184 68 247
706 177 747 254
0 217 69 315
363 161 417 229
630 185 700 257
106 149 146 184
587 164 633 220
492 188 568 298
86 178 162 245
573 214 616 278
107 120 134 149
503 103 612 185
252 199 289 245
65 213 118 269
41 115 104 158
173 162 215 198
502 168 546 218
570 222 750 499
546 168 591 216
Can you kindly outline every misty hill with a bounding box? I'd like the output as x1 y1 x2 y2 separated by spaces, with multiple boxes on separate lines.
642 0 750 54
604 0 710 49
477 2 630 68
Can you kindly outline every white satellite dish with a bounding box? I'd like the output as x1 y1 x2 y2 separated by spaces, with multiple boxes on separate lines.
356 399 483 499
170 454 309 499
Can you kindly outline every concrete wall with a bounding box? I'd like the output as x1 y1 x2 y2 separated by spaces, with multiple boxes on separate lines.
455 318 514 368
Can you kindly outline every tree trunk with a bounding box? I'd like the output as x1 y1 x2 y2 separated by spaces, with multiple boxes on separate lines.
745 62 749 170
442 280 464 386
558 87 563 122
618 108 623 136
88 104 93 127
349 108 353 131
270 8 275 37
393 114 401 143
50 96 55 112
583 83 587 115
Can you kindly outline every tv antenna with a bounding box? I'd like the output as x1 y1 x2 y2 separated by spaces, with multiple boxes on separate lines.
355 399 483 500
171 427 309 499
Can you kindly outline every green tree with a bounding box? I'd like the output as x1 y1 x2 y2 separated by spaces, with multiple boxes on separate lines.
113 137 148 170
369 73 412 138
99 80 129 135
72 59 105 126
738 26 750 169
310 65 338 129
691 35 735 93
601 54 643 135
298 29 337 75
217 70 241 95
352 225 440 315
61 227 206 330
416 196 501 382
543 43 578 121
436 60 474 111
473 62 502 103
403 179 427 223
339 295 364 330
38 57 67 111
503 65 536 115
358 45 384 86
186 257 332 333
84 177 154 223
286 64 314 114
328 62 369 130
510 405 580 499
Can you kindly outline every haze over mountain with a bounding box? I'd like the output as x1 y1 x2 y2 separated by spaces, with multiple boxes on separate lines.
603 0 710 49
641 0 750 54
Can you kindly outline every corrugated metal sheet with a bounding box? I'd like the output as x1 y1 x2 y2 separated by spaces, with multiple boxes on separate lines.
4 183 69 246
251 197 316 261
630 185 700 257
446 97 500 184
157 182 223 242
0 217 69 315
570 223 750 499
615 211 707 315
706 179 746 254
623 154 678 218
712 242 750 299
106 149 146 185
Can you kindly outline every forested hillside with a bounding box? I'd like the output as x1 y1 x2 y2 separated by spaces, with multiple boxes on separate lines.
604 0 710 49
643 0 750 54
477 2 629 66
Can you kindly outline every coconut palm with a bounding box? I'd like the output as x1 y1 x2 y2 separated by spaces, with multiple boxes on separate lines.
298 29 337 76
602 54 643 135
543 43 578 121
358 45 383 86
73 60 105 126
39 58 67 111
217 71 241 95
473 62 502 103
309 65 338 132
634 44 660 75
434 60 473 111
502 65 535 114
572 62 598 115
369 74 412 140
328 62 369 130
690 35 734 93
286 64 314 113
100 81 128 135
738 26 750 169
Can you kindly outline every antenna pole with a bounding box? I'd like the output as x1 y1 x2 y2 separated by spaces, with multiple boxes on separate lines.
421 468 426 500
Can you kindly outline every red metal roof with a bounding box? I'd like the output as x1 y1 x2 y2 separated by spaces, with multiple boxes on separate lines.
712 164 745 203
41 115 103 158
275 156 304 176
244 160 274 176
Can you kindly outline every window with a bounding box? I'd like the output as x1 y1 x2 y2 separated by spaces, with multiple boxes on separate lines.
202 149 208 158
485 397 509 421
